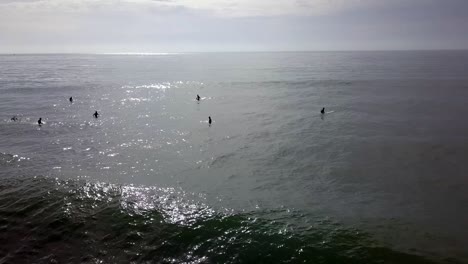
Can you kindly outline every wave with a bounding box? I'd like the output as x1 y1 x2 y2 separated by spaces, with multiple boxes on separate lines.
0 176 447 263
0 152 29 166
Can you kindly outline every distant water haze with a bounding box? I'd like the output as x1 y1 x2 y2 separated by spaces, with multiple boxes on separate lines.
1 51 468 263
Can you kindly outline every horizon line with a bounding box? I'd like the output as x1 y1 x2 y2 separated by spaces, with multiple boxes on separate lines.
1 48 468 55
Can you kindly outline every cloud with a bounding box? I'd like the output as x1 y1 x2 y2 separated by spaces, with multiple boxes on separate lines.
0 0 400 17
0 0 42 3
1 0 468 52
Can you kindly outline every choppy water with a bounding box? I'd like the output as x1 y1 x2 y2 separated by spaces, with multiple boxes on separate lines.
1 51 468 263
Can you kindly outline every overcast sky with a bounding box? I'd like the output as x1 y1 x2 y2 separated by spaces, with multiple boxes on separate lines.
1 0 468 53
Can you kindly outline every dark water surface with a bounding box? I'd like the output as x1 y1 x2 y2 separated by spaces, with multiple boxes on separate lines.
1 51 468 263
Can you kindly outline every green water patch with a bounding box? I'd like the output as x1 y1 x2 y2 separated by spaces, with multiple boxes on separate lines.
0 176 453 264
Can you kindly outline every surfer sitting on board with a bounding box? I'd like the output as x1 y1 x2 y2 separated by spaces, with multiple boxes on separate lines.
321 107 325 114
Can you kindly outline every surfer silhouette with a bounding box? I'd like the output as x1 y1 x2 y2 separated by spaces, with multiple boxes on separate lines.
93 111 99 118
321 107 325 114
208 116 212 125
11 116 18 121
38 118 42 126
196 94 201 101
69 97 73 103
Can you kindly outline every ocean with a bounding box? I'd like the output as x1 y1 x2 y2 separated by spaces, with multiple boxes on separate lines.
1 51 468 263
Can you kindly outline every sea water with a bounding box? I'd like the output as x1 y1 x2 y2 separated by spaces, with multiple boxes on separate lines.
1 51 468 263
